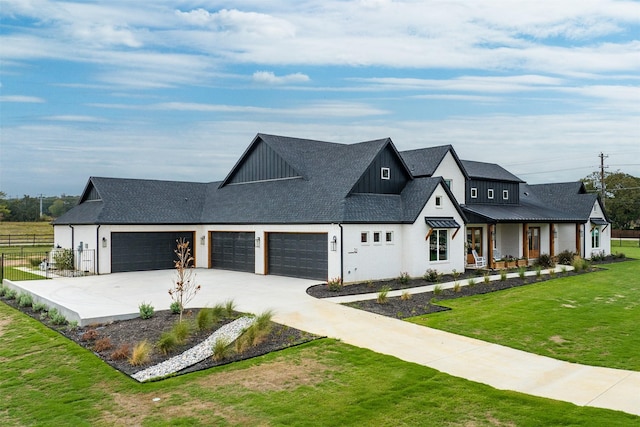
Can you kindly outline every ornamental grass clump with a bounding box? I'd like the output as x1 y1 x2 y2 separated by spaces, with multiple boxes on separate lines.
453 282 461 293
236 310 274 353
212 337 232 362
433 284 443 296
129 340 152 366
376 286 391 304
499 270 507 281
518 267 526 280
400 290 412 301
483 272 491 284
171 320 191 345
157 332 178 355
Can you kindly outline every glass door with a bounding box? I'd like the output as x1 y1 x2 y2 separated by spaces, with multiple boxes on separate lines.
528 227 540 259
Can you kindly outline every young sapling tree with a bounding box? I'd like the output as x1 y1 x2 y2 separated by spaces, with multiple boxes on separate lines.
168 238 201 322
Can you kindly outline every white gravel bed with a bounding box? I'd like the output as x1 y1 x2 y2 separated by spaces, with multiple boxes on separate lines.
132 316 255 382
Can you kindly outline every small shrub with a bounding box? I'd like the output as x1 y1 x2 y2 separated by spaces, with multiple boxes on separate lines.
68 320 79 329
139 302 155 320
29 258 42 268
483 273 490 284
32 301 48 312
499 270 507 281
451 269 461 280
433 284 443 296
212 337 232 362
614 252 625 259
376 286 391 304
17 292 33 308
157 332 178 355
4 289 17 300
398 272 410 285
170 301 181 314
467 278 476 287
535 253 554 269
129 340 152 366
81 329 99 341
110 344 131 361
400 290 412 301
453 282 461 293
518 267 526 280
0 285 7 297
560 266 567 274
171 320 191 344
53 249 74 271
535 266 542 279
327 277 344 292
557 250 575 266
49 310 67 326
549 269 556 277
236 310 274 353
424 269 440 282
94 337 112 352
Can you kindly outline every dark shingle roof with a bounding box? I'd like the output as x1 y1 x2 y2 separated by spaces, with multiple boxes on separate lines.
525 182 604 220
461 160 524 182
55 135 449 225
400 145 460 177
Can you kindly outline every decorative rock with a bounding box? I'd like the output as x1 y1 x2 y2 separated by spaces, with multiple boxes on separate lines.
132 316 255 382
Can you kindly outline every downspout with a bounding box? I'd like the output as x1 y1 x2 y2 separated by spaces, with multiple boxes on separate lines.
96 225 101 275
338 223 344 281
68 224 75 251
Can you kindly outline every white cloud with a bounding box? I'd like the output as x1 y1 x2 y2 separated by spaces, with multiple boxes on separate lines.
175 8 296 38
43 115 105 122
0 95 45 103
252 71 310 84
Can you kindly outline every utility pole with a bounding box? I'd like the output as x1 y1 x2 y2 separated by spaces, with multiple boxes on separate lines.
39 194 44 219
599 152 608 206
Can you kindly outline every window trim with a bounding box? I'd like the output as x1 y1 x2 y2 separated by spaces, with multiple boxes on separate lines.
385 231 393 244
470 187 478 199
502 189 509 200
429 229 448 262
435 195 443 208
591 227 600 249
373 231 381 244
381 167 390 180
488 188 494 199
360 231 369 245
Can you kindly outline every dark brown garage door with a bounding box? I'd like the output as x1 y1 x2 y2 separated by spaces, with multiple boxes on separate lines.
111 231 194 273
210 232 255 273
267 233 327 280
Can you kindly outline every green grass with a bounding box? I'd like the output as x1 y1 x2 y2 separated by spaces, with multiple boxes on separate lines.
410 253 640 371
0 303 636 426
1 266 46 281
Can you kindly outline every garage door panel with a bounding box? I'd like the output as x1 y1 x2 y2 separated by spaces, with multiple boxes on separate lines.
111 232 194 273
211 232 255 273
268 233 327 280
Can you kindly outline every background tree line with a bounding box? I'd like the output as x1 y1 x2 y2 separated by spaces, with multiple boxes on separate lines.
0 192 79 222
581 171 640 230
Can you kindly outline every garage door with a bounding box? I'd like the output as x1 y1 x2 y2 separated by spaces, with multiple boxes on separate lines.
111 231 194 273
268 233 327 280
210 232 255 273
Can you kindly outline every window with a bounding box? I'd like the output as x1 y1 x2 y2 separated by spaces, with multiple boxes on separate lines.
429 229 448 261
435 195 442 207
385 231 393 243
360 232 368 244
381 167 390 180
470 188 478 198
503 190 509 200
444 179 452 189
488 189 494 199
592 227 600 248
373 231 381 243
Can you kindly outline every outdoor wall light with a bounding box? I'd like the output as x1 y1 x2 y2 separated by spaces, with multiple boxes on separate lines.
102 237 107 248
200 235 206 245
330 235 338 252
255 236 261 248
553 229 558 238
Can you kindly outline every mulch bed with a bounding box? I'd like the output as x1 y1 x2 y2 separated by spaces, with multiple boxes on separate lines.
0 301 320 378
307 255 633 319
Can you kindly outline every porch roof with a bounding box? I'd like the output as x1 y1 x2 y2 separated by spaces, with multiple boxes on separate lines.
461 201 585 223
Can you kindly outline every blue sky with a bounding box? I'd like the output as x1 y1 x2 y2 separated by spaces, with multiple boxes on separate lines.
1 0 639 197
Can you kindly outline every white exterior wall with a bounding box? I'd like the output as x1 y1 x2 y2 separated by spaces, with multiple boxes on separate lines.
432 151 467 203
341 223 403 283
496 223 520 259
555 223 577 254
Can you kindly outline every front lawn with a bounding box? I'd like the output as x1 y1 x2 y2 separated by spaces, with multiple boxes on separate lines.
0 303 637 426
410 254 640 371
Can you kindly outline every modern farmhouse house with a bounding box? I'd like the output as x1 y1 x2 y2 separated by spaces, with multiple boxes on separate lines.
53 133 610 282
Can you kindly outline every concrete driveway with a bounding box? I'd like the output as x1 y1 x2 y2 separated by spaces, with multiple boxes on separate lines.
4 269 640 417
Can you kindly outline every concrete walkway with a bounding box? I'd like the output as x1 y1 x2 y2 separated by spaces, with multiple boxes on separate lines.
4 269 639 416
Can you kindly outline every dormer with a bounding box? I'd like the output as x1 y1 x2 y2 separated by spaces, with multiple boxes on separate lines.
462 160 524 205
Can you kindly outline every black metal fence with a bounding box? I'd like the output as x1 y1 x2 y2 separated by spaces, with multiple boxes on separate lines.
0 249 95 282
0 234 54 247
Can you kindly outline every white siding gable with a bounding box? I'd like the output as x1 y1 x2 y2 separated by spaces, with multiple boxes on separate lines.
432 151 466 203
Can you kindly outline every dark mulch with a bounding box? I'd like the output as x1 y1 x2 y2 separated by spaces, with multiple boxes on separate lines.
309 255 634 319
0 300 321 379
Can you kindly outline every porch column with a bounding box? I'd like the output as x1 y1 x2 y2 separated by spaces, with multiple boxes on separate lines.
488 224 495 269
575 223 582 257
523 223 529 259
550 223 555 257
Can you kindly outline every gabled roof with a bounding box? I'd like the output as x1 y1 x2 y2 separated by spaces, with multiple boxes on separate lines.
400 145 468 179
462 181 606 223
56 135 457 226
525 182 607 221
54 177 208 225
461 160 524 183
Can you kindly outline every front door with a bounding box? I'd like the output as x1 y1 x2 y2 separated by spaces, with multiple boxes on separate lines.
466 227 483 263
528 227 541 259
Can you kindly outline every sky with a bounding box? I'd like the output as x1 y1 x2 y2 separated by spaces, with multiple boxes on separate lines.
1 0 639 198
